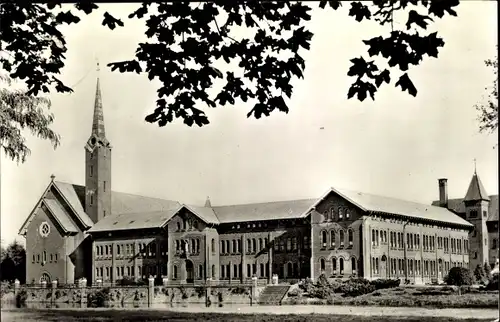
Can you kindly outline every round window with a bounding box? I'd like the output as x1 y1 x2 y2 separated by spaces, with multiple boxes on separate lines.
39 222 50 237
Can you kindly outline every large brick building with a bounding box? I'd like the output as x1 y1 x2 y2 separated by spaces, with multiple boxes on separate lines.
19 74 498 286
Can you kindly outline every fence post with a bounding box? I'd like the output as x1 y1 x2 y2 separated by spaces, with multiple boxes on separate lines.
205 278 212 307
80 278 87 308
51 280 57 305
162 277 168 287
251 276 258 306
148 276 154 308
14 279 20 297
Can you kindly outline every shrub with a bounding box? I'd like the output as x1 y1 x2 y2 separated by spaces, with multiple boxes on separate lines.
230 286 249 295
287 288 301 297
474 264 486 284
298 278 315 294
15 289 27 307
370 279 400 290
87 287 111 308
485 272 499 291
446 267 473 288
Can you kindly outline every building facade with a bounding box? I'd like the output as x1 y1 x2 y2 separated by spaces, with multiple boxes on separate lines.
18 74 498 286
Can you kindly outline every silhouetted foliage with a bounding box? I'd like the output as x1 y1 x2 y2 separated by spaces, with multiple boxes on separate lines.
0 240 26 283
0 75 59 163
1 1 460 129
475 51 498 134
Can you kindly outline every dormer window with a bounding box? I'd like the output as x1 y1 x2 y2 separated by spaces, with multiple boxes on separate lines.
469 210 478 218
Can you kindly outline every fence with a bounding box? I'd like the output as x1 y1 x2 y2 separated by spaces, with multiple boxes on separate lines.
12 276 263 308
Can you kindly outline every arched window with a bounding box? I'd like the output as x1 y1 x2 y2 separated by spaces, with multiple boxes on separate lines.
260 263 265 277
237 239 241 253
330 230 336 247
348 229 353 245
339 230 345 246
211 239 215 253
176 222 181 231
211 264 215 279
226 240 230 253
321 231 327 248
338 208 343 220
247 239 252 252
332 257 337 273
221 241 226 254
264 238 268 248
232 240 237 253
182 219 187 230
320 258 326 271
329 207 335 221
339 258 344 274
196 239 200 253
351 257 356 272
259 238 263 251
252 239 257 253
173 265 178 279
287 262 293 278
345 209 350 219
105 245 109 255
43 251 47 262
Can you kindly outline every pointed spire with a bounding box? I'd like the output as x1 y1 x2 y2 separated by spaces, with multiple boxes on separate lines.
474 158 477 175
464 170 490 202
92 60 106 138
204 196 212 208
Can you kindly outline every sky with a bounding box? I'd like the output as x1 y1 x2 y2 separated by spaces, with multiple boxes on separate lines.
1 2 498 245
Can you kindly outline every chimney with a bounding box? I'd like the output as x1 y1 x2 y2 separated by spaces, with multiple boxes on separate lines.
438 178 448 207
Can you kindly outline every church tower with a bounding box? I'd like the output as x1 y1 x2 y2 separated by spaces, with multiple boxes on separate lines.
84 63 112 223
464 165 490 270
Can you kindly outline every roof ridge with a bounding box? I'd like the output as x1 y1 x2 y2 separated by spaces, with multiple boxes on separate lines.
211 197 318 208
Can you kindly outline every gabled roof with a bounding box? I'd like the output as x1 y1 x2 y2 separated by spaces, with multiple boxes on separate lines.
464 173 490 202
43 199 79 234
431 195 499 222
327 187 473 227
183 204 220 224
53 181 94 227
212 198 317 224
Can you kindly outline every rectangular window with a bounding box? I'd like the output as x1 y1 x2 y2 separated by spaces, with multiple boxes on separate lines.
90 165 93 177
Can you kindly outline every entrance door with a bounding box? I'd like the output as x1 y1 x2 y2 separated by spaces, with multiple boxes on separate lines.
300 260 311 279
380 255 388 278
185 260 194 283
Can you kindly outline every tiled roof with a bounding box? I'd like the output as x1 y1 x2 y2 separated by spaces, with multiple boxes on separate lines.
111 191 180 215
332 188 473 227
464 174 490 202
431 195 499 222
51 181 180 233
212 199 317 223
43 199 79 233
87 210 177 233
54 181 94 227
184 205 220 224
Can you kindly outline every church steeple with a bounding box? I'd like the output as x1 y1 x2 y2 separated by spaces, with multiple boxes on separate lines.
85 61 112 224
92 63 106 138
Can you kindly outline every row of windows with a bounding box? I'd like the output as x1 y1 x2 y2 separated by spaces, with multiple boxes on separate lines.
213 235 311 255
95 242 168 258
322 206 352 222
31 251 58 264
386 258 467 276
96 265 167 279
319 257 357 275
176 218 199 231
320 229 353 248
175 239 201 254
469 210 488 218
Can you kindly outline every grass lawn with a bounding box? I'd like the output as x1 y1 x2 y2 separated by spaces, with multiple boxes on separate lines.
285 285 499 308
0 309 496 322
